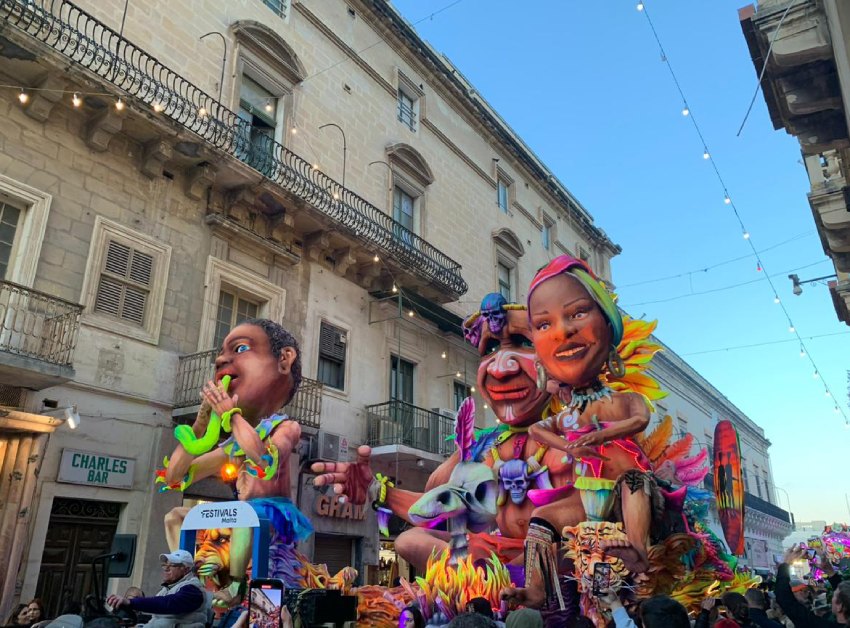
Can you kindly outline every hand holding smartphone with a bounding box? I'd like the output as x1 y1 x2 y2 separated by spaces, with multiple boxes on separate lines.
249 578 285 628
592 563 612 596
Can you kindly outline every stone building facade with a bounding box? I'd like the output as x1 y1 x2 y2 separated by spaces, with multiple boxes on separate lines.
0 0 787 616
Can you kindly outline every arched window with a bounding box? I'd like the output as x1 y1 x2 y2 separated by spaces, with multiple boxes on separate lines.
492 228 524 302
384 143 434 241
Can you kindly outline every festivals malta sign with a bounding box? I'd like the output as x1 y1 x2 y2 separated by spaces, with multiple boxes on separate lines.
58 448 136 489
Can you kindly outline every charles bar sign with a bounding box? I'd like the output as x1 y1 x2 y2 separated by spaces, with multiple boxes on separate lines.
59 449 135 489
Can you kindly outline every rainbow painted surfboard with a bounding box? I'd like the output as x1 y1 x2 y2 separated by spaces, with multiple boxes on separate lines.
712 420 745 556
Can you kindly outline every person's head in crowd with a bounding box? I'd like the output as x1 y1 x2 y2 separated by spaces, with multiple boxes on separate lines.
506 608 544 628
158 550 194 585
833 581 850 624
398 605 424 628
744 588 767 610
466 598 494 619
813 594 831 617
639 595 689 628
447 613 496 628
8 604 28 626
789 578 812 605
122 587 144 601
720 591 750 625
25 600 44 625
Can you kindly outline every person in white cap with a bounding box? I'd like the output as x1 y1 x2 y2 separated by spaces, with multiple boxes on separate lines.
106 550 210 628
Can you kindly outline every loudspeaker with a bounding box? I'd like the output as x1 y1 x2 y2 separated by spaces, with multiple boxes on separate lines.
107 534 137 578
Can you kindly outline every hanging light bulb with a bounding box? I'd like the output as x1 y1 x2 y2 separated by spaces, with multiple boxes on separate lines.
756 262 762 272
312 163 319 170
835 406 840 413
636 1 644 10
408 310 415 317
18 89 28 105
291 126 297 134
825 390 832 397
681 105 690 116
115 98 125 111
391 284 398 293
470 386 476 393
373 254 380 263
774 295 780 304
455 371 461 378
483 403 489 410
724 195 731 205
788 325 795 333
264 99 273 113
72 93 82 108
799 346 805 357
152 101 164 113
441 351 447 359
332 191 339 200
703 150 710 160
197 106 207 117
813 370 820 379
743 231 750 240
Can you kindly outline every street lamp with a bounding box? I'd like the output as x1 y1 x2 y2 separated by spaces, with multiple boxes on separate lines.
788 273 837 296
368 160 393 209
200 32 228 102
319 123 347 188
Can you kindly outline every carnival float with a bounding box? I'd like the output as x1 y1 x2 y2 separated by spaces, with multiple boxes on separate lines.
153 254 761 627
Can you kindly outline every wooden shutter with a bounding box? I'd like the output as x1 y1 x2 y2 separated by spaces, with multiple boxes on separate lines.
94 240 154 326
319 322 346 362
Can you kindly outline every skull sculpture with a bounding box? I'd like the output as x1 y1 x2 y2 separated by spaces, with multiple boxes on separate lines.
499 459 530 505
480 292 508 335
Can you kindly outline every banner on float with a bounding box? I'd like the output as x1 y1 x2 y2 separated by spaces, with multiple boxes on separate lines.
182 500 259 529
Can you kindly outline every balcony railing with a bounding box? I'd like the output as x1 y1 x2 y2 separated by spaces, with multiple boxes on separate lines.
0 0 468 299
745 491 791 524
366 400 454 457
173 348 322 429
0 281 81 366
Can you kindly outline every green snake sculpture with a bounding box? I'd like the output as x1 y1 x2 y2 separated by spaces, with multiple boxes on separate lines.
174 375 237 455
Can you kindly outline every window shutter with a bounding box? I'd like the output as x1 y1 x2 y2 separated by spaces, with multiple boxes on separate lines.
94 240 153 325
319 323 346 361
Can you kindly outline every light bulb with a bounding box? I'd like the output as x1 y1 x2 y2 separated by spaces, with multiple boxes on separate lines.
682 106 689 116
703 150 710 160
115 98 124 111
724 195 731 205
392 284 398 293
455 371 461 378
373 254 380 262
312 163 319 170
799 348 805 357
18 90 28 104
470 386 476 393
264 100 273 112
814 371 820 379
835 406 840 413
788 325 795 333
774 296 780 304
825 390 831 397
441 351 447 359
153 101 164 112
483 404 489 410
333 192 339 200
198 106 207 117
636 1 644 10
72 93 82 108
408 310 415 317
743 231 750 240
291 126 297 134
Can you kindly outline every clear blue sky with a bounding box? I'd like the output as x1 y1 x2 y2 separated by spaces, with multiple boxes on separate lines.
392 0 850 524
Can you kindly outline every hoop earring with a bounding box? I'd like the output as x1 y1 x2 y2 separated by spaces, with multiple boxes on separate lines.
535 361 548 391
607 348 626 379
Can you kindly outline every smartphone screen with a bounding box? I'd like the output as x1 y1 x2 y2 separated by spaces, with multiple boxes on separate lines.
807 549 817 559
592 563 612 596
249 578 284 628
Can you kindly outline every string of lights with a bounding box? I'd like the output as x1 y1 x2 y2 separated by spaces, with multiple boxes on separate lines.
636 1 848 425
617 231 813 289
682 331 850 357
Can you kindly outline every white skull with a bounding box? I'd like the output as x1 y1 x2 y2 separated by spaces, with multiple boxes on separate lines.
499 459 530 505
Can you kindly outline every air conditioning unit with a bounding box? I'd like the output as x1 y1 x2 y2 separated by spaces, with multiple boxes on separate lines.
310 430 346 462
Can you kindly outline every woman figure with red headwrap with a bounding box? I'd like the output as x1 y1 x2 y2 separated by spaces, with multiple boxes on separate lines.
502 255 658 611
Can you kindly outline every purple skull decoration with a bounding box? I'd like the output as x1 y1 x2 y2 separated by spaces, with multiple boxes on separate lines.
498 459 530 505
463 315 484 347
480 292 508 335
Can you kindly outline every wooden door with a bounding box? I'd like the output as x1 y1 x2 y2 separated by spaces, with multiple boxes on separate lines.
35 498 120 617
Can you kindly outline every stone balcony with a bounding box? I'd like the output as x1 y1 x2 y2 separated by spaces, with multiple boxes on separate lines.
0 280 81 389
173 348 322 429
0 0 468 303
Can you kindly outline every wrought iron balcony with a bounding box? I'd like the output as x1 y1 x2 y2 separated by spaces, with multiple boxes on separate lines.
745 491 791 524
173 348 322 429
0 280 81 388
366 400 454 457
0 0 468 299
